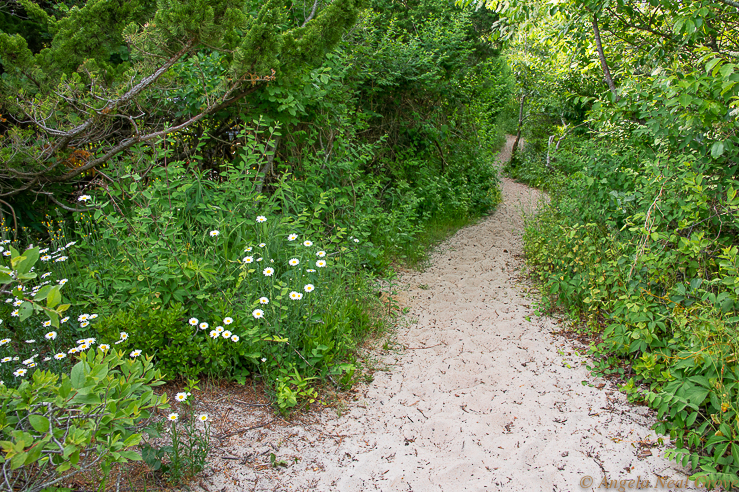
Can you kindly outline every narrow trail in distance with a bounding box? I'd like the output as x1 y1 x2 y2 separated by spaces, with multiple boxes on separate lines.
196 136 697 492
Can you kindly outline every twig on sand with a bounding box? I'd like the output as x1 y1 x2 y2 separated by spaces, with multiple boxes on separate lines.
403 342 444 350
215 418 276 440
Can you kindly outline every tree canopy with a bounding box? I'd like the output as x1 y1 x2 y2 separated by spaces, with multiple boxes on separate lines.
0 0 362 200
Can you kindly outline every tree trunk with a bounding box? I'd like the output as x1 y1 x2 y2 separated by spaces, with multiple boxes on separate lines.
511 94 526 162
592 14 619 102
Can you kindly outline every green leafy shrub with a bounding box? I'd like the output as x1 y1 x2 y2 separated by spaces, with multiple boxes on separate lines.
0 349 167 492
95 303 204 380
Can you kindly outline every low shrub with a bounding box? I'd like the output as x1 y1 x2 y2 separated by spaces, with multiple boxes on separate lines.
0 349 167 492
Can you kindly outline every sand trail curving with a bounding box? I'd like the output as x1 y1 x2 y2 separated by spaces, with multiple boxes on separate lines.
195 137 699 492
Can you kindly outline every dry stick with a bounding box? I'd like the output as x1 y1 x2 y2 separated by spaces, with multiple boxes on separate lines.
404 342 444 350
234 400 271 407
215 418 276 440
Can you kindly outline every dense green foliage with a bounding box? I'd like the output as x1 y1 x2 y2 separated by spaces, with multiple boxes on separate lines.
0 0 509 487
501 0 739 483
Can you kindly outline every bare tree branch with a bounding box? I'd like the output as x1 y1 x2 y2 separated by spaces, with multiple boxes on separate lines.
716 0 739 10
592 13 620 102
302 0 320 27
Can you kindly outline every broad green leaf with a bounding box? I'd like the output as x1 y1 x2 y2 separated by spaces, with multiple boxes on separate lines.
28 415 50 434
34 285 52 301
70 362 85 389
15 247 39 275
711 141 725 159
47 285 62 308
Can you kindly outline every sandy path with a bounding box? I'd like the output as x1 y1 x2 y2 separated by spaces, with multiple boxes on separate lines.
197 137 698 492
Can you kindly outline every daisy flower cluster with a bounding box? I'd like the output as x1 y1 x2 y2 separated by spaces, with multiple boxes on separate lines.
190 317 240 343
0 330 133 384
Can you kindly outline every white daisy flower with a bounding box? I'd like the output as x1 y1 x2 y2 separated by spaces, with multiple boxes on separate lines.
1 356 11 363
55 256 68 262
259 243 266 247
245 247 253 252
209 330 219 339
189 318 198 326
22 358 34 366
2 251 10 257
78 314 90 322
45 331 57 340
25 339 35 344
210 230 220 237
307 269 316 273
80 321 89 328
61 317 69 323
316 260 327 268
243 256 254 264
231 335 239 342
259 297 269 304
256 216 267 223
261 357 267 363
198 414 208 422
40 255 51 261
78 195 91 202
59 279 68 285
13 368 27 377
120 332 129 341
316 251 326 257
89 314 98 319
27 362 37 368
199 322 209 331
263 267 274 276
99 344 110 351
304 284 315 293
12 300 21 307
68 347 78 354
167 413 179 421
257 257 263 262
66 242 76 248
288 233 298 241
130 350 142 358
222 330 232 339
215 326 224 334
289 258 299 266
289 291 303 300
252 309 264 319
353 238 360 243
175 392 188 402
43 320 51 327
222 317 233 326
303 240 313 247
78 343 89 351
11 310 19 317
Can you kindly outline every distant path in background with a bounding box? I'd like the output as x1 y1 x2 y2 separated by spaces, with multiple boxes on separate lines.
195 136 700 492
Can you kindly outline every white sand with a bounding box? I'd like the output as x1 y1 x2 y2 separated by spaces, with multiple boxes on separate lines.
194 137 701 491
